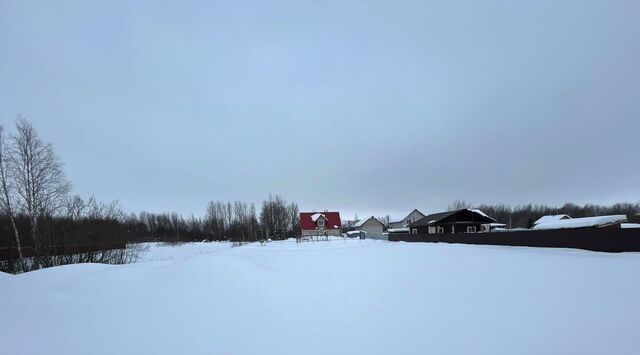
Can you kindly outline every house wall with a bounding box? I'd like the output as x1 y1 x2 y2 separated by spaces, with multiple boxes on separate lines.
417 222 483 234
390 210 425 229
358 220 384 236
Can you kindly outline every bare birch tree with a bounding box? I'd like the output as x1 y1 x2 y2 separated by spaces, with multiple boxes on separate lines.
10 118 70 260
0 126 23 261
249 203 258 241
288 202 299 235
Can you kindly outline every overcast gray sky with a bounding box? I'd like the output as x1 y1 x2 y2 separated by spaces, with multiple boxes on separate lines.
1 0 639 219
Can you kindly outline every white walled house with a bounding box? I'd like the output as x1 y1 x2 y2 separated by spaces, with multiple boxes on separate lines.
299 212 342 238
354 216 385 237
389 209 426 229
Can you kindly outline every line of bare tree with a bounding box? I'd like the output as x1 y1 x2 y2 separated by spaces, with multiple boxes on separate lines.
202 195 300 242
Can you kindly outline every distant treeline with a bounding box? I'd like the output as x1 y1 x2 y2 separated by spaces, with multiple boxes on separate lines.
448 200 640 228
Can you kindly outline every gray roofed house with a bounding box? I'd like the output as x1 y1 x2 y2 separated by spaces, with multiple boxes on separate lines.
410 209 496 234
389 209 426 229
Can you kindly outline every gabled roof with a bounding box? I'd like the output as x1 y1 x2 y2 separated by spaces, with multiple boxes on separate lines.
534 214 571 225
300 212 342 230
411 211 458 227
533 215 626 230
310 213 326 222
471 209 491 219
410 209 496 227
387 227 410 233
390 209 425 224
354 216 385 228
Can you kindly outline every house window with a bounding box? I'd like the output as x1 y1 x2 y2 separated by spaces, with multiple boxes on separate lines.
317 219 325 228
406 219 411 224
466 226 476 233
411 228 418 234
428 226 436 234
436 226 444 234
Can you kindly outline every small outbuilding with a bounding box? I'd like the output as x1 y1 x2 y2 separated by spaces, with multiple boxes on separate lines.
346 230 366 239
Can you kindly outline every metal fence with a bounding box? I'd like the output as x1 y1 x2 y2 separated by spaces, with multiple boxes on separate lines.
388 228 640 252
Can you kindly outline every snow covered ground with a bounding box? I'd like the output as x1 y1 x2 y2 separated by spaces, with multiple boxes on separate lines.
2 239 640 355
136 241 233 262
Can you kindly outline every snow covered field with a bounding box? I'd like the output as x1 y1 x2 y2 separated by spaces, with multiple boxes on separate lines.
2 239 640 355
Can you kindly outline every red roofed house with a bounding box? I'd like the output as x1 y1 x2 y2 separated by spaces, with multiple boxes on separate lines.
299 211 342 239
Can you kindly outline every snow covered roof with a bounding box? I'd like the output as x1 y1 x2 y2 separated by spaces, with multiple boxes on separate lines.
470 209 496 222
621 223 640 229
310 213 325 222
354 216 384 228
533 215 627 230
353 219 366 228
534 215 571 226
488 223 507 227
471 209 490 219
387 227 410 233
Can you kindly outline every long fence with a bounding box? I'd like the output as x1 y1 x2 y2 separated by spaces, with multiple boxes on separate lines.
388 228 640 252
0 243 128 261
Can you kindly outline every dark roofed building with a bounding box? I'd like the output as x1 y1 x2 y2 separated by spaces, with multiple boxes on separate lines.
409 209 496 234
